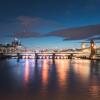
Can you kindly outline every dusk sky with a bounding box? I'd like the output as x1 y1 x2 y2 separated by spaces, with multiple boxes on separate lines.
0 0 100 49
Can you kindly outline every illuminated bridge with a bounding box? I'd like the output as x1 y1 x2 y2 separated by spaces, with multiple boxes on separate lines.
1 51 90 59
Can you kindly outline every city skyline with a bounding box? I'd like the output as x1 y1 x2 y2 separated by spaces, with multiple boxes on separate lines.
0 0 100 48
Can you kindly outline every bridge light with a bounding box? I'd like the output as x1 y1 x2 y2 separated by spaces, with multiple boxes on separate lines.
26 56 28 59
23 56 25 59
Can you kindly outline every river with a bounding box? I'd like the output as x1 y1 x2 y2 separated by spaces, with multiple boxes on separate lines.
0 59 100 100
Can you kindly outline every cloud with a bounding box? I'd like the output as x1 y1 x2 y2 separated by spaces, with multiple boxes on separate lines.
7 31 42 38
16 16 63 31
0 16 63 38
87 35 100 40
47 24 100 41
1 16 100 40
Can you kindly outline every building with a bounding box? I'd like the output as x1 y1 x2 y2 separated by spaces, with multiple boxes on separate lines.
0 38 22 54
81 41 86 49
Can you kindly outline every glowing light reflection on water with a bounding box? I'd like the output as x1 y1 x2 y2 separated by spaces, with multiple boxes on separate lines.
0 59 100 100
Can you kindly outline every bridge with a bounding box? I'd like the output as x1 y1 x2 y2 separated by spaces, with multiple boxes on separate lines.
0 51 90 59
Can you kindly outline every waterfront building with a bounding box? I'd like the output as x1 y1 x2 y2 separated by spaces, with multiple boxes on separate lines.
0 38 22 54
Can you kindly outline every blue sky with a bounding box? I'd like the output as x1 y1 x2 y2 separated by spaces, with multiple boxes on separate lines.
0 0 100 49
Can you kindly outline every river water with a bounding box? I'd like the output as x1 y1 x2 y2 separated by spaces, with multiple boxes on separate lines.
0 59 100 100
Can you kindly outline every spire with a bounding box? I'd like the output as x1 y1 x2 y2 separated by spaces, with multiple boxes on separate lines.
14 37 18 42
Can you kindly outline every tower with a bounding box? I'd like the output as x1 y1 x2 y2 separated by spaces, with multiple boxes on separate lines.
12 38 21 47
90 40 96 58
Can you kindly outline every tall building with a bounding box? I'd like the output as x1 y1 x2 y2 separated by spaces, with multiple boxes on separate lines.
12 38 21 47
90 40 96 58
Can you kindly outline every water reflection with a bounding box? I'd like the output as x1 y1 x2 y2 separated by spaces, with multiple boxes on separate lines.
41 60 50 92
24 59 30 83
55 59 69 89
0 59 100 100
90 60 100 75
71 59 91 83
88 60 100 98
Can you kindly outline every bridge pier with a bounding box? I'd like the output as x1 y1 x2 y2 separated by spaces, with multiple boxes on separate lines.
68 54 73 59
35 53 38 59
17 53 22 59
17 53 21 62
52 53 55 60
0 53 3 59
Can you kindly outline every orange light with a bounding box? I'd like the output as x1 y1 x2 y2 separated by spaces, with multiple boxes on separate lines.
41 60 49 89
24 60 29 83
55 59 69 89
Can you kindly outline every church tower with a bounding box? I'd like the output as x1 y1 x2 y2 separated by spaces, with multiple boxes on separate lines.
90 40 96 58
